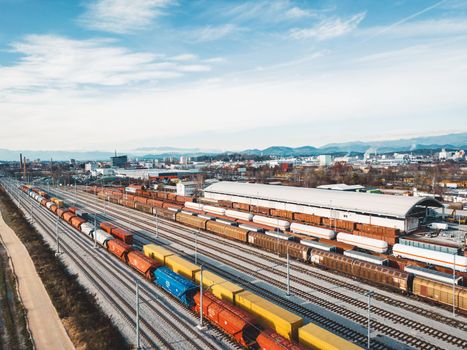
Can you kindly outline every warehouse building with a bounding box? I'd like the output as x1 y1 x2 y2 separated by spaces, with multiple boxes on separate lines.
203 182 443 232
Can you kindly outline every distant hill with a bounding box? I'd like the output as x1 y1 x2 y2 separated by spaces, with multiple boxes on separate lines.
0 132 465 161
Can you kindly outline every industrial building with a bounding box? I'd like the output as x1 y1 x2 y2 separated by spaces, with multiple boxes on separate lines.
203 182 443 232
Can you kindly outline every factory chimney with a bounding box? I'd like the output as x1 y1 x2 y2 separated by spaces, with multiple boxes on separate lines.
20 153 23 170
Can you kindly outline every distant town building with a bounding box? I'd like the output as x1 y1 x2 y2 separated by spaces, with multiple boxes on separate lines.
179 156 188 165
111 155 128 168
318 154 332 166
84 162 96 172
176 181 198 196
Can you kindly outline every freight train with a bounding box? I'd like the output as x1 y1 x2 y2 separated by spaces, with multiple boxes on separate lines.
85 187 467 314
21 185 363 350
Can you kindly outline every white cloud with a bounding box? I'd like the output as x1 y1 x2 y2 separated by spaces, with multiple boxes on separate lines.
190 24 239 42
290 12 366 40
0 35 210 91
285 7 314 19
78 0 174 34
170 54 197 61
1 39 466 150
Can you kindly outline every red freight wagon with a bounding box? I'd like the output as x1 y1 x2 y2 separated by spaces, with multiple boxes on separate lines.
100 222 117 234
50 204 58 214
147 199 164 208
62 212 76 223
70 217 87 230
127 251 161 279
167 193 177 201
68 207 78 214
256 329 306 350
56 208 67 219
40 199 48 206
292 213 322 226
107 240 133 262
111 227 134 245
232 202 250 211
193 292 259 348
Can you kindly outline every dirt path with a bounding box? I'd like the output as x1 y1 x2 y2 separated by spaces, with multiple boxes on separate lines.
0 209 75 350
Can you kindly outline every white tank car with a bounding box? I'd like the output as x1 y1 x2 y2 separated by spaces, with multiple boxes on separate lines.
202 205 226 216
393 244 467 272
185 202 204 210
290 223 335 240
337 232 388 253
253 215 290 230
225 209 253 221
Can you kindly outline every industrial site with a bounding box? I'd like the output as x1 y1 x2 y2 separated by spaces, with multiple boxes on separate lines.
0 144 466 350
2 1 467 349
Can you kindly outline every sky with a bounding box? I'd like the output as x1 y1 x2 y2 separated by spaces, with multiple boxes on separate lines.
0 0 466 152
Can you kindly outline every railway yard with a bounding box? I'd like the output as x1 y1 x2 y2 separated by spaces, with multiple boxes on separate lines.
0 177 466 349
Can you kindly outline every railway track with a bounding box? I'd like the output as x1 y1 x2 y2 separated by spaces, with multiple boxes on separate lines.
57 188 467 349
3 182 237 350
63 187 467 330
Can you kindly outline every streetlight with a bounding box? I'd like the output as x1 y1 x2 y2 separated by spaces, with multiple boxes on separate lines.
55 203 61 256
364 290 375 350
194 229 199 265
286 246 291 296
453 254 456 317
196 265 207 331
154 207 159 239
135 280 141 349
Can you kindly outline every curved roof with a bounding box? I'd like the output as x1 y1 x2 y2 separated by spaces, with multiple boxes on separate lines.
204 182 443 219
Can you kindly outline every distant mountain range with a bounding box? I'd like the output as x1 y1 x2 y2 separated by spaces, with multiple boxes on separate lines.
0 132 465 161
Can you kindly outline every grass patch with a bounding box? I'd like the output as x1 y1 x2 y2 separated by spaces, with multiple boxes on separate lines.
0 186 130 350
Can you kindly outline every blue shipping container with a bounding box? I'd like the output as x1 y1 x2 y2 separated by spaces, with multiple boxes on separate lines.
154 267 199 307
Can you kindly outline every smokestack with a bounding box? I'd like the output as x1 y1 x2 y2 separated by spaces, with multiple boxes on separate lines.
115 149 117 157
20 153 23 170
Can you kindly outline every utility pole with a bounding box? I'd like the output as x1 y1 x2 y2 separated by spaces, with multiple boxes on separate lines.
453 254 456 317
135 280 141 349
55 204 61 256
286 246 291 296
194 229 199 264
93 212 98 249
364 290 374 350
155 208 159 239
74 178 77 206
197 265 206 330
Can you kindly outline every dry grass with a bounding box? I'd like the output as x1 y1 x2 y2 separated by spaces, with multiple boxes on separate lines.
0 186 130 350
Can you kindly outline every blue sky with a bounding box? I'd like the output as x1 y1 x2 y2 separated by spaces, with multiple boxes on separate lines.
0 0 466 151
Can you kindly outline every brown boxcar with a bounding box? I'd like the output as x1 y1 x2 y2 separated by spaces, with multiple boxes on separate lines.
153 207 177 221
413 277 467 313
193 292 259 348
270 209 294 220
110 227 134 245
335 219 356 232
233 202 250 211
50 204 58 213
310 250 354 275
70 217 87 230
40 199 48 206
248 232 309 261
250 205 271 216
100 222 117 234
134 196 147 204
352 260 410 293
107 239 133 262
256 329 306 350
218 200 233 208
206 221 249 242
135 202 153 214
120 199 136 208
293 213 322 226
109 196 120 204
175 212 207 230
167 193 177 201
176 195 193 203
127 250 161 279
147 198 164 207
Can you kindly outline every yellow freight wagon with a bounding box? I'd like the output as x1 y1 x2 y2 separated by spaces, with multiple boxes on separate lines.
165 255 200 280
50 197 64 207
143 244 173 265
298 323 362 350
234 291 303 341
194 270 243 302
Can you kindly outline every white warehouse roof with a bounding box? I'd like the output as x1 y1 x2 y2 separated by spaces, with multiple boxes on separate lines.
204 182 442 219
